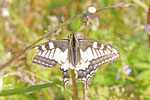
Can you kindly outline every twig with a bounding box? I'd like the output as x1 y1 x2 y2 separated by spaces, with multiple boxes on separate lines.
97 3 136 12
84 24 88 39
71 69 78 100
0 3 135 70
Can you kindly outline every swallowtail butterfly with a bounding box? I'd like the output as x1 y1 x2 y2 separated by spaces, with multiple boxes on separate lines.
31 33 120 88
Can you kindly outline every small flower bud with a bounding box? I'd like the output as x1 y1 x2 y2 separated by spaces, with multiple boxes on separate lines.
88 7 96 13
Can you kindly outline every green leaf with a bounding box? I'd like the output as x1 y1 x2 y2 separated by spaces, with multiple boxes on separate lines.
0 81 61 96
134 63 150 70
137 70 150 81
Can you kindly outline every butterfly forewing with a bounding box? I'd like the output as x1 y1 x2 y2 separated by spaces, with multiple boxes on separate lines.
32 39 69 66
76 39 120 85
32 39 71 88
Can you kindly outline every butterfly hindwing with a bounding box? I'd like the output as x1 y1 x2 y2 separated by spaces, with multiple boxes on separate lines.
76 39 120 86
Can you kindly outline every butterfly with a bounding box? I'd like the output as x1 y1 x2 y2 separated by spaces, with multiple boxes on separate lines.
31 33 120 89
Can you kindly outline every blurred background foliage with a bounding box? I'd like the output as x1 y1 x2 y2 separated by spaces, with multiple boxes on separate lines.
0 0 150 100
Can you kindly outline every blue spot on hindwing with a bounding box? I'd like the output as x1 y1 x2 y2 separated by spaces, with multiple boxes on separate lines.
89 65 93 71
86 69 90 74
83 71 86 77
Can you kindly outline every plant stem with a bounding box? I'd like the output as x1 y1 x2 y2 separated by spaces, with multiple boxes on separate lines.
84 25 88 39
71 69 78 100
82 84 85 99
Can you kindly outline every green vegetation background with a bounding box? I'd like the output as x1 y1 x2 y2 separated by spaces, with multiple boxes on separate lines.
0 0 150 99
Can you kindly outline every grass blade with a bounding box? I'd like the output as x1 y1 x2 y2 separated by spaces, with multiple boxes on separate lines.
0 81 62 96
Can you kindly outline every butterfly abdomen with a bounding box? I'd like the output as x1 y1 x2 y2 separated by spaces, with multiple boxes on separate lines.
68 33 81 67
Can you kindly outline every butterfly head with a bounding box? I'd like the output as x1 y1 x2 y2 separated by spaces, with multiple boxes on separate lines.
69 33 78 43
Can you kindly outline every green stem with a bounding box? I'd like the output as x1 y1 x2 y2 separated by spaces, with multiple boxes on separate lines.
84 25 88 39
71 69 78 100
83 84 85 99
